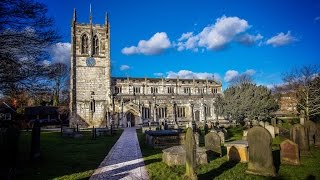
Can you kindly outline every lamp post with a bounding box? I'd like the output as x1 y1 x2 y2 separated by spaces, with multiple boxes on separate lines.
171 95 177 125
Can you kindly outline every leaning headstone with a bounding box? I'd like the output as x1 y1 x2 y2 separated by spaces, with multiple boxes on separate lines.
246 126 276 177
265 125 275 138
304 120 317 146
205 132 222 157
290 124 310 153
271 118 277 127
299 110 305 125
30 120 41 160
280 139 300 165
184 128 197 180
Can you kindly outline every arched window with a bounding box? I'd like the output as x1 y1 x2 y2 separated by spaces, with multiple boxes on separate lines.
93 35 99 55
81 34 89 54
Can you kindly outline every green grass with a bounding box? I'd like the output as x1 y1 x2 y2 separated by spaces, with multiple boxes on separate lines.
17 129 123 180
138 127 320 180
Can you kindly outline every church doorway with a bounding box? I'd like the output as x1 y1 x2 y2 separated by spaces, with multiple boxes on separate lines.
195 111 200 121
126 112 135 127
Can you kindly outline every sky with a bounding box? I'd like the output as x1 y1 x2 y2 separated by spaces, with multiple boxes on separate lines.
40 0 320 89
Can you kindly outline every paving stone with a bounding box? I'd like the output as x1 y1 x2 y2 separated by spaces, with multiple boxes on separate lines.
90 127 149 180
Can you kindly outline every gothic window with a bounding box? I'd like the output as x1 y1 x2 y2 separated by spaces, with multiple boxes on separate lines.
177 107 186 117
184 87 190 94
205 106 211 117
151 87 158 94
142 107 150 119
133 86 140 94
93 35 99 55
198 88 204 94
167 87 174 94
115 86 122 94
156 107 167 118
81 34 89 54
212 88 218 94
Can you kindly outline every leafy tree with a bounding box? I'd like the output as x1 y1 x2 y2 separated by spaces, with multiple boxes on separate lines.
223 83 278 123
281 65 320 121
0 0 59 94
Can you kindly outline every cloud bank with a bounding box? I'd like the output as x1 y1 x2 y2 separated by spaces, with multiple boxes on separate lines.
266 31 297 47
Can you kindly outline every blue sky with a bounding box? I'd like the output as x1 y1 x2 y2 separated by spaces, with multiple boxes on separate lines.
40 0 320 89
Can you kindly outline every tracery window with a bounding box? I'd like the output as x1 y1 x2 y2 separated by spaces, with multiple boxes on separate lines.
81 34 89 54
93 35 99 55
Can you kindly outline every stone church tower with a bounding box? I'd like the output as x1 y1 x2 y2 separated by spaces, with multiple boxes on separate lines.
70 9 111 127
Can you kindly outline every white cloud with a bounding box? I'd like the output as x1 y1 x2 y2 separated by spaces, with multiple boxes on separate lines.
166 70 221 81
236 33 263 46
121 32 171 55
178 32 193 41
154 72 164 77
49 42 71 66
177 15 250 51
266 31 297 47
120 65 130 71
224 69 256 82
224 70 239 82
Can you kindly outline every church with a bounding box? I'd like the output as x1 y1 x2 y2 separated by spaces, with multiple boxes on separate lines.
69 9 222 128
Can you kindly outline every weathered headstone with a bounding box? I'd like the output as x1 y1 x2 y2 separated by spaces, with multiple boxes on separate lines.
290 124 309 153
194 132 200 147
265 121 270 126
280 139 300 165
271 118 277 127
30 120 41 160
259 121 265 127
184 128 197 180
205 132 222 157
304 120 317 146
218 131 225 144
246 126 276 177
265 125 275 138
252 120 259 126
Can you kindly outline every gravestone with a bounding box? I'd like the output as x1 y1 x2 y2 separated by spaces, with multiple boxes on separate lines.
271 118 277 127
304 120 317 146
290 124 310 153
242 129 248 140
184 128 197 180
265 125 275 138
280 139 300 165
252 120 259 126
259 121 265 127
218 131 225 144
246 126 276 177
205 132 222 157
30 120 41 160
274 127 280 136
265 121 270 126
194 132 200 147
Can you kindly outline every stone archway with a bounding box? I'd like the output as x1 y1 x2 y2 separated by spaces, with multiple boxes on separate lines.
126 111 135 127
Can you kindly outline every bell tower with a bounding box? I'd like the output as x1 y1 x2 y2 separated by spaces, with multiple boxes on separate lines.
70 7 111 128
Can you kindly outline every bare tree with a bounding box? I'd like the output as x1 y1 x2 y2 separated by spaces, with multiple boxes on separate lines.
0 0 59 94
282 65 320 121
229 73 253 87
45 63 69 106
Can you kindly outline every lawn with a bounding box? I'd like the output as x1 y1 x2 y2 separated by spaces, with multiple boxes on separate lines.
16 129 123 180
138 127 320 180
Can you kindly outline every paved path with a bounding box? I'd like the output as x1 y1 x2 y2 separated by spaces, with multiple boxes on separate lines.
90 127 149 180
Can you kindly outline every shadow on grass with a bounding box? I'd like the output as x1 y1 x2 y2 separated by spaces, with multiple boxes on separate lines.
273 149 281 173
198 160 239 180
144 158 162 165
